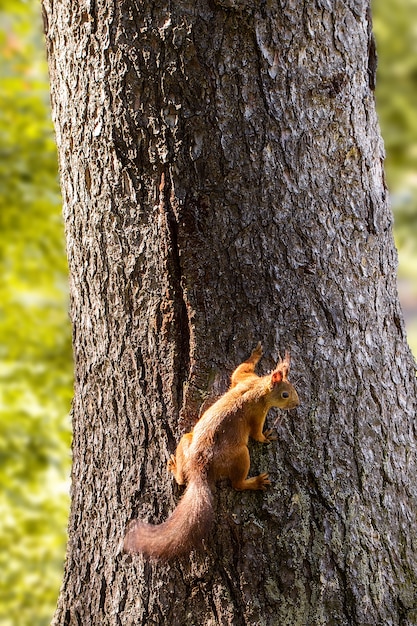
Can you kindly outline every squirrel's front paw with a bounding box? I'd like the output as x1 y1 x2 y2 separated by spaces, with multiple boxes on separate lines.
262 429 277 443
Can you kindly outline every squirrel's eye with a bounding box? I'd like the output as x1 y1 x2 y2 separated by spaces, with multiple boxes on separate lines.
282 391 289 399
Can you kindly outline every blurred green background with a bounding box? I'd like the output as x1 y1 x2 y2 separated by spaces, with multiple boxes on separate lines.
0 2 72 625
0 1 416 624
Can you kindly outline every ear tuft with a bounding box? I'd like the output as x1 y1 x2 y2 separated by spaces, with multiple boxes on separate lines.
272 350 291 383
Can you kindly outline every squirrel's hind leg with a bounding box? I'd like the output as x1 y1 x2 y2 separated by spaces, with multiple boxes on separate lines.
168 432 193 485
228 445 270 491
230 342 263 388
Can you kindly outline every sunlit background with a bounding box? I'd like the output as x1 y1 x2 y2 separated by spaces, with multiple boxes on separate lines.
0 1 416 624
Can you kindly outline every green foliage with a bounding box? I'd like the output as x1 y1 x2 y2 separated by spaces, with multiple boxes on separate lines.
373 0 417 355
0 3 72 625
373 0 417 186
373 0 417 259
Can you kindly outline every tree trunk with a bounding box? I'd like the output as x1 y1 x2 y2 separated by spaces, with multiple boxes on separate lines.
43 0 417 624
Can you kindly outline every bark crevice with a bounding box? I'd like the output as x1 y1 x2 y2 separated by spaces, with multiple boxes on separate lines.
158 166 191 416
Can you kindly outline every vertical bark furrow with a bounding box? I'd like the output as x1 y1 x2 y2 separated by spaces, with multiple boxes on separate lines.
158 167 192 415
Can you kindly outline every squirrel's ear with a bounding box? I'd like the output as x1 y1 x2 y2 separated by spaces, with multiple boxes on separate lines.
273 351 291 382
271 370 283 384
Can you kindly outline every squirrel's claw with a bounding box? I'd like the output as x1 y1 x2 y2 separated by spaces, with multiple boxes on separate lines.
257 472 271 490
263 429 277 443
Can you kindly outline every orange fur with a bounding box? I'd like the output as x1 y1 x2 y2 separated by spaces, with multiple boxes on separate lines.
123 343 299 559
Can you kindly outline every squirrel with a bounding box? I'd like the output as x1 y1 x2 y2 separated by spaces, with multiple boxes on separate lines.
123 343 299 559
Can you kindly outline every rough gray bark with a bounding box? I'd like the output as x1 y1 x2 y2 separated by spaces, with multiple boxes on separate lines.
43 0 417 624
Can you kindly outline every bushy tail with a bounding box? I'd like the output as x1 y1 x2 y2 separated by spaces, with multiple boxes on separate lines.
123 475 214 559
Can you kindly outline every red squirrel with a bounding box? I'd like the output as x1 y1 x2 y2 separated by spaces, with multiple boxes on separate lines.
123 343 299 559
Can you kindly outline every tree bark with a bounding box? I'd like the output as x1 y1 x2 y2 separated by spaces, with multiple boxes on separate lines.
43 0 417 624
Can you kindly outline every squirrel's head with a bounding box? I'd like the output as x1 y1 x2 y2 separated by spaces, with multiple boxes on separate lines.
268 352 299 409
